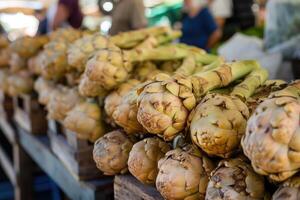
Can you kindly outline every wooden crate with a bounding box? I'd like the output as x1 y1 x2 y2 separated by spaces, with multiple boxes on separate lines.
114 175 163 200
0 91 14 122
47 119 102 181
13 94 47 135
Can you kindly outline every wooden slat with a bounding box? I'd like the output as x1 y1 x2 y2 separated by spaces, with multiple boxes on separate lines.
114 175 163 200
14 143 34 200
0 117 15 143
17 126 113 200
0 145 16 186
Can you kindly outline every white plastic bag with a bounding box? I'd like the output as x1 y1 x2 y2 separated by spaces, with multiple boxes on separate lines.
265 0 300 59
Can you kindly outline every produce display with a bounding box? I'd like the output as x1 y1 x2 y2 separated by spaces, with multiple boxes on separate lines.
1 26 299 200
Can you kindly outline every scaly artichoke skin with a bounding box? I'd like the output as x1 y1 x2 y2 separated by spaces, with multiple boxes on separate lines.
7 71 34 96
49 27 82 43
128 137 170 184
272 176 300 200
156 146 215 200
190 93 249 158
104 79 140 126
47 86 82 121
137 75 192 141
93 130 134 175
63 101 106 142
112 86 145 134
242 95 300 182
68 34 118 72
78 75 108 97
206 159 265 200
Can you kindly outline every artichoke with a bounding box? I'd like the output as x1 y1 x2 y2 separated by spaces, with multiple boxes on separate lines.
7 70 34 96
68 34 118 72
190 68 268 158
133 62 162 82
206 158 265 200
93 130 134 175
63 100 106 142
112 85 145 134
49 27 82 43
78 74 108 97
272 176 300 200
128 137 170 184
40 41 70 80
47 86 82 121
242 81 300 182
10 35 49 58
104 79 140 126
156 145 215 200
9 53 27 73
34 77 55 105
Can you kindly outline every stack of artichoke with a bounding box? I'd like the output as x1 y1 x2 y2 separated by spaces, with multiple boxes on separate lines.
4 26 299 200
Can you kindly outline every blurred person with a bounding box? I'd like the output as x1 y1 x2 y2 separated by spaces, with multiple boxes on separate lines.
50 0 83 30
208 0 233 29
180 0 221 51
109 0 147 35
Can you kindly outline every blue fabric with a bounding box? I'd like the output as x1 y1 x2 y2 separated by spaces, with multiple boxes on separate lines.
180 8 217 51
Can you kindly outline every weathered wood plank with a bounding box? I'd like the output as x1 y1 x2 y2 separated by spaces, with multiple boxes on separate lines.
0 145 16 186
114 175 163 200
0 117 15 143
14 143 34 200
17 126 113 200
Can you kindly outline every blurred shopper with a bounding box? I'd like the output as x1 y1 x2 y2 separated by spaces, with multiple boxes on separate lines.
50 0 83 30
109 0 147 35
180 0 221 51
209 0 233 29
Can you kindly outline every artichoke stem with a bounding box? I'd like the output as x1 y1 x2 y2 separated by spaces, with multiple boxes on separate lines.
231 68 269 101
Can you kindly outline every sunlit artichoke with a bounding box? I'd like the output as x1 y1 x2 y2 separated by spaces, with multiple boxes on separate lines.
68 33 118 72
272 176 300 200
10 35 49 58
104 79 140 125
112 86 145 134
93 130 134 175
190 93 249 158
9 53 27 73
64 100 106 142
242 81 300 182
206 158 265 200
128 137 170 184
34 77 55 105
49 27 82 43
7 70 34 96
78 74 108 97
156 145 215 200
47 86 82 121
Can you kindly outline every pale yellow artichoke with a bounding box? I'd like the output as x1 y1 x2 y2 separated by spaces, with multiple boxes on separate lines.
104 79 140 126
133 62 162 82
10 35 49 58
128 137 170 184
112 86 145 134
49 27 82 43
272 176 300 200
0 69 10 93
7 70 34 96
9 53 27 73
93 130 134 175
206 158 265 200
242 81 300 182
34 77 55 105
156 146 215 200
68 33 118 72
190 93 249 158
28 52 43 75
63 100 106 142
47 86 82 121
78 74 108 97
